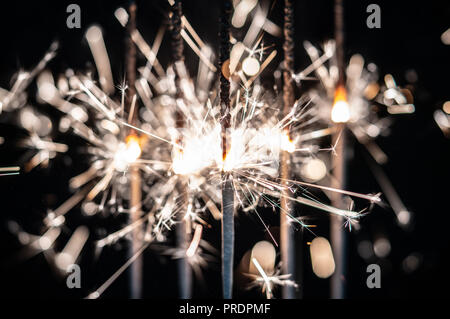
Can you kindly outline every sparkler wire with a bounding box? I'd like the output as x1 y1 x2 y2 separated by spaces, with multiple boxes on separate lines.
171 0 193 299
219 0 234 300
330 0 348 299
280 0 298 299
1 1 390 300
126 1 143 299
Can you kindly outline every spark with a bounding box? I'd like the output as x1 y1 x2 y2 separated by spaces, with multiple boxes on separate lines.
0 166 20 176
331 85 350 123
298 40 413 225
186 224 203 258
246 262 298 299
86 241 151 299
4 4 384 299
252 258 273 299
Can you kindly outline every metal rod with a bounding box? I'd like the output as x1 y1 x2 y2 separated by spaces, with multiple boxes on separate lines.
126 1 143 299
330 0 347 299
171 0 193 299
280 0 298 299
130 164 143 299
221 177 234 299
175 188 192 298
219 0 234 299
335 0 345 87
330 124 347 299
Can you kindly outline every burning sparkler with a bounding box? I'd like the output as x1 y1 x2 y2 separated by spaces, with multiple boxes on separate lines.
289 0 415 298
297 42 414 231
0 42 66 171
4 1 388 300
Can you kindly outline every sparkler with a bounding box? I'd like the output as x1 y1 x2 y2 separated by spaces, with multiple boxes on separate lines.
170 0 193 299
0 42 65 171
287 0 415 298
280 0 297 299
3 1 390 300
136 7 375 296
329 0 348 299
299 43 414 228
124 1 144 300
219 0 234 299
31 9 157 297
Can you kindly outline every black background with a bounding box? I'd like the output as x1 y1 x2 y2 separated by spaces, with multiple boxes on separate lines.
0 0 449 299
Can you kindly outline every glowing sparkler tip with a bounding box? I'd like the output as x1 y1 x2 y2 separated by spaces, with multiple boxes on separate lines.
280 130 295 153
113 135 142 171
331 86 350 123
125 134 142 161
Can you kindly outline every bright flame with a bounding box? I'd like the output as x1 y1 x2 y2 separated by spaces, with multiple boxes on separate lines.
331 86 350 123
125 135 142 162
172 148 187 175
280 130 295 153
172 129 220 175
221 129 245 172
222 147 235 172
113 135 141 171
172 147 205 175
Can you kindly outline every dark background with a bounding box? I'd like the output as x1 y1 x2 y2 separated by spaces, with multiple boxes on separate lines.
0 0 449 298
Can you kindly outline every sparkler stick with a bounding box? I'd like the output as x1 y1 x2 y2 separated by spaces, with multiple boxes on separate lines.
126 2 143 299
219 0 234 299
171 0 192 299
280 0 298 299
168 0 217 72
5 1 388 299
330 0 348 299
